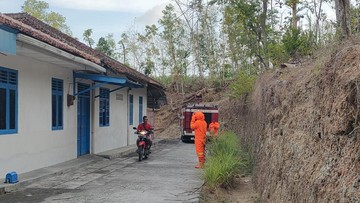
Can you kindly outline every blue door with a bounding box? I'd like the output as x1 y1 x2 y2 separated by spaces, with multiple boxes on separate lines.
77 83 90 156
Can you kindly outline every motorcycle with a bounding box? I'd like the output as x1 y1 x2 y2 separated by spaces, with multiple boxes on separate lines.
133 127 153 161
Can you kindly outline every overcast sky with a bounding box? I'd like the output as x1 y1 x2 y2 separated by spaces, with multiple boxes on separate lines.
0 0 171 42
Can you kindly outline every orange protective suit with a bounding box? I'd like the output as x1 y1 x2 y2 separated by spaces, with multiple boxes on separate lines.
190 111 208 168
209 122 220 138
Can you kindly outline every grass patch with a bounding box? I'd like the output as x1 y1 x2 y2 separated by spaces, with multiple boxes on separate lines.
203 132 252 190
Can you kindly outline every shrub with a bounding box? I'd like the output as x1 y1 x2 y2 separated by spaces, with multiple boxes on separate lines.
203 132 251 190
228 71 257 98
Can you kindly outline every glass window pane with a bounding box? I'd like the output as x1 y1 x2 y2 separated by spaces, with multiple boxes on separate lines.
10 89 15 129
52 95 56 127
0 88 6 129
58 95 63 127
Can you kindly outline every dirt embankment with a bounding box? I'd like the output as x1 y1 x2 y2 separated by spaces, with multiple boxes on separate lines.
225 42 360 202
154 41 360 202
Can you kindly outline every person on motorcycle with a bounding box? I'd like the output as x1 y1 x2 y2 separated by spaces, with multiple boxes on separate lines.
190 111 207 169
137 116 153 152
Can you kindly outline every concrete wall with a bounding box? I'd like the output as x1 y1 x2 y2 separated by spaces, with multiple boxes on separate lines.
93 86 147 153
0 54 77 176
0 44 149 176
128 88 148 146
93 86 129 153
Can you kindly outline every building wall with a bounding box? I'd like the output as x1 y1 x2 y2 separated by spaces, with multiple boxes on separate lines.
0 54 77 176
128 88 148 145
93 86 147 153
0 43 149 176
93 86 128 153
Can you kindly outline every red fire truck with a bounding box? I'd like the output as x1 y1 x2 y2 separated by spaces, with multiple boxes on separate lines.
180 103 219 142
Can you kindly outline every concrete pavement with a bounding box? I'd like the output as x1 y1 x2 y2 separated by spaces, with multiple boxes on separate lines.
0 139 203 203
0 139 163 195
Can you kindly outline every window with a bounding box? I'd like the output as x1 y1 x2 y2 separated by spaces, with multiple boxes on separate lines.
52 78 63 130
99 88 110 127
129 94 133 125
0 67 17 134
139 96 143 123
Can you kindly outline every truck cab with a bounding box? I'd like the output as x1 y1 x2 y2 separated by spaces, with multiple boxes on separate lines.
180 103 219 142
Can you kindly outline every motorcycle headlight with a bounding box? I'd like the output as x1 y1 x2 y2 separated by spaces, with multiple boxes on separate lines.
140 131 147 135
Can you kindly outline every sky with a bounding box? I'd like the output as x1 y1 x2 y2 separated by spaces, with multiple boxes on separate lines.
0 0 171 42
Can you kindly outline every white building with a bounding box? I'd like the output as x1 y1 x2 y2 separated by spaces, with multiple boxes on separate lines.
0 13 165 177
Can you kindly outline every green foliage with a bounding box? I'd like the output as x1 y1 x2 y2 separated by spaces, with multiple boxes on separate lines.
154 75 172 88
22 0 72 35
350 5 360 34
228 71 257 98
204 132 251 190
83 29 95 48
282 28 313 58
267 42 289 67
144 58 154 75
95 34 118 59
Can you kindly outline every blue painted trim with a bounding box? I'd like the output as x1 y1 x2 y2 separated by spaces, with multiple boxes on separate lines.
75 82 108 96
0 66 18 135
0 25 19 34
99 87 110 127
95 86 125 98
73 72 143 88
51 78 63 131
129 94 133 125
0 28 17 55
77 83 91 156
139 96 143 123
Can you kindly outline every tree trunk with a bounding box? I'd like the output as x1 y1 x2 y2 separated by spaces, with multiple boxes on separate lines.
291 1 297 29
261 0 269 69
335 0 351 39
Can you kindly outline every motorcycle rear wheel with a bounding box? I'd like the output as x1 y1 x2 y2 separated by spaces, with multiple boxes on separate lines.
138 146 144 161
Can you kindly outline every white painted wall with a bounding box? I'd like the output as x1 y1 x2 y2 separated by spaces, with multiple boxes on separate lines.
93 85 148 153
0 54 77 177
0 42 149 176
93 85 128 153
127 88 148 146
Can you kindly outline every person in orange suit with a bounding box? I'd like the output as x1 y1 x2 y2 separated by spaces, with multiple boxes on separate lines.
209 121 220 138
190 111 208 168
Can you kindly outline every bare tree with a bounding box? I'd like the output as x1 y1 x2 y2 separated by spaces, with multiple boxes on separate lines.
335 0 351 39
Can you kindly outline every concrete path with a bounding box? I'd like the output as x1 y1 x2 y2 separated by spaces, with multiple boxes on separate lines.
0 140 203 203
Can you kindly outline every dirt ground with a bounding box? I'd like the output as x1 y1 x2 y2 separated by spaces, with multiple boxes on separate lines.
200 176 259 203
153 90 259 202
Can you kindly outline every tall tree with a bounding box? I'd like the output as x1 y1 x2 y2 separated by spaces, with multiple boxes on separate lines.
22 0 72 35
95 34 119 60
285 0 301 29
335 0 351 39
159 4 189 92
83 29 95 48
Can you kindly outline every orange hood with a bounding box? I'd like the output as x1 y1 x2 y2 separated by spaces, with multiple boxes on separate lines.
194 111 205 121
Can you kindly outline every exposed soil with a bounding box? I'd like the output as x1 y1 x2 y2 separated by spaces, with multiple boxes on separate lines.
199 176 259 203
240 39 360 202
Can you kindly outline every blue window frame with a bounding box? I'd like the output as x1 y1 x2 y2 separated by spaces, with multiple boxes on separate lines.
99 88 110 127
52 78 63 130
0 67 18 134
139 96 143 123
129 94 133 125
0 26 17 55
